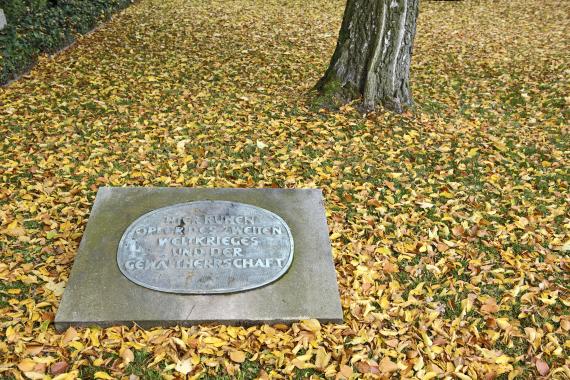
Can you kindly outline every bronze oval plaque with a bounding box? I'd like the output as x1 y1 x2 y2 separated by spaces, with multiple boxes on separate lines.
117 201 294 294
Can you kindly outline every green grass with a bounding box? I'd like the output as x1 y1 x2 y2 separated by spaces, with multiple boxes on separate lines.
78 365 109 379
123 350 164 380
199 358 263 380
0 280 32 308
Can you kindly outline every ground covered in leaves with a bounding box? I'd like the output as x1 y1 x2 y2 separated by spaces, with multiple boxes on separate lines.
1 0 569 378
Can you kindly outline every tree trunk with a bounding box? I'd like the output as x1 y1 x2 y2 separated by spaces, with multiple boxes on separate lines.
316 0 419 113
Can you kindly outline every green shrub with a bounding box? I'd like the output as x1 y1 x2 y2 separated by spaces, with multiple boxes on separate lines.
0 0 133 84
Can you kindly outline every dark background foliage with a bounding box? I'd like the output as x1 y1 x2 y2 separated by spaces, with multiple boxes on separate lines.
0 0 133 84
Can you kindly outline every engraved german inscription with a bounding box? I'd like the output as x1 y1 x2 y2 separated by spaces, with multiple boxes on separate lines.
117 201 294 293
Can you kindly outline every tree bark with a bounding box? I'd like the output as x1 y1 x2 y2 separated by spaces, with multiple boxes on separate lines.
316 0 419 113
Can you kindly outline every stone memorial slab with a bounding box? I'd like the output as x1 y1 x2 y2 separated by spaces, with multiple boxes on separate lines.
55 187 343 331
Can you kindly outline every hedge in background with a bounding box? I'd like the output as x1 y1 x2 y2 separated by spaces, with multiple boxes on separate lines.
0 0 133 84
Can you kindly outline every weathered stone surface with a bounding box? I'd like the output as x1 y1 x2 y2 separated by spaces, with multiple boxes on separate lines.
117 200 294 294
55 188 343 331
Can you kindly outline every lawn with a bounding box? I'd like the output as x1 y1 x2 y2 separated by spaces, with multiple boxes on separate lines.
0 0 568 378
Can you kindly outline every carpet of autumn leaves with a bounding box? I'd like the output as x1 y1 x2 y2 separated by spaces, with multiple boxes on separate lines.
1 0 569 378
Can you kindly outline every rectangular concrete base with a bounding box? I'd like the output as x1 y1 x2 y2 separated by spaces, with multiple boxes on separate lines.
55 187 343 331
